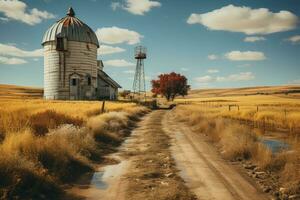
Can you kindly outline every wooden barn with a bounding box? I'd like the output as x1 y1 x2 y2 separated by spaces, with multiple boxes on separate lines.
42 7 121 100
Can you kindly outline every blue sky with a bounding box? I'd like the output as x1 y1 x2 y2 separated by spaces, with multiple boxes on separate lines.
0 0 299 90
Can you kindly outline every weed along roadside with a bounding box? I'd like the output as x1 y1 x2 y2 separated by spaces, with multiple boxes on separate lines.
172 105 300 200
0 100 149 199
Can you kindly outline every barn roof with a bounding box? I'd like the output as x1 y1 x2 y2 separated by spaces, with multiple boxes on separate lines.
98 70 122 89
42 7 99 47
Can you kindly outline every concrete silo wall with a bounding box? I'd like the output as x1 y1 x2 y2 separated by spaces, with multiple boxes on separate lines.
43 42 60 99
43 41 98 100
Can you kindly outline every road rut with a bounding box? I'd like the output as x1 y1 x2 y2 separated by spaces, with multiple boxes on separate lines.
163 110 270 200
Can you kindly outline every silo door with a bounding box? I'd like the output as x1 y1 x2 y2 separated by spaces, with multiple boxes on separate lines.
70 78 80 100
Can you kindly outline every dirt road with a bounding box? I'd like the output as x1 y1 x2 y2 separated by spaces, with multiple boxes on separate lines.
69 110 270 200
68 110 194 200
163 110 270 200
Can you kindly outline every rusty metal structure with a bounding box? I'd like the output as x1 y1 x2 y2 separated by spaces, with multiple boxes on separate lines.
42 7 99 47
133 46 147 100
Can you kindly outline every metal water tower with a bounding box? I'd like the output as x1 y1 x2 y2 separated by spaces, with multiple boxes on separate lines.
133 46 147 100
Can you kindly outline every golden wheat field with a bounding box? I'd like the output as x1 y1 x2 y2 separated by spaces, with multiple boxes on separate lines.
0 84 149 198
0 99 138 135
0 84 141 136
176 91 300 133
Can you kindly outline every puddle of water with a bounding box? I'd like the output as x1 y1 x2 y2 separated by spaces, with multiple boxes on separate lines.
90 171 107 189
251 127 290 154
89 158 128 189
67 131 136 200
260 138 289 153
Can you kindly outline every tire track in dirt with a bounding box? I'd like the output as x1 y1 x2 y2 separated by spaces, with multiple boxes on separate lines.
68 110 196 200
163 111 271 200
123 110 197 200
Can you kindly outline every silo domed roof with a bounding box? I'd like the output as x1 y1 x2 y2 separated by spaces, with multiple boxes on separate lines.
42 7 99 47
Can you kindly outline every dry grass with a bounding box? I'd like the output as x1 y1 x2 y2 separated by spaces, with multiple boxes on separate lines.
87 107 148 146
0 96 149 199
174 105 300 195
0 99 137 137
176 94 300 134
0 84 43 99
184 85 300 99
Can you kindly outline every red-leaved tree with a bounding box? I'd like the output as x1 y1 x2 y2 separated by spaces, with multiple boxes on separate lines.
151 72 190 101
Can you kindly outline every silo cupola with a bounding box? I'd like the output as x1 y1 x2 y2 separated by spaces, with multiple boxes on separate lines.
42 7 99 47
67 7 75 17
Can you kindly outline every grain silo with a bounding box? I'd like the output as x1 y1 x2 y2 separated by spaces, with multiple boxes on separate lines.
42 7 121 100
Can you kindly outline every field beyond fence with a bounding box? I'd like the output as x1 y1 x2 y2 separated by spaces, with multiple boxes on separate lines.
176 94 300 135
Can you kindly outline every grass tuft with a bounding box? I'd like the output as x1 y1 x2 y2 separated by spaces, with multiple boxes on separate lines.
29 110 83 135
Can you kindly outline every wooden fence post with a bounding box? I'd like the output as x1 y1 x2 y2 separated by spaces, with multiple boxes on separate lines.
101 101 106 113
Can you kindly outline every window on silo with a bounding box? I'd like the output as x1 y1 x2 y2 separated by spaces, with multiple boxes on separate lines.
87 76 91 86
71 78 77 86
56 37 64 51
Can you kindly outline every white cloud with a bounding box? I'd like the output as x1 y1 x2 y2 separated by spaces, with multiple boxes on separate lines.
216 72 255 82
187 5 298 35
238 63 251 68
195 72 255 83
111 2 121 11
194 75 214 83
0 43 43 57
96 26 143 45
195 83 213 88
0 0 55 25
208 54 218 60
207 69 219 73
0 17 9 22
244 36 266 42
225 51 266 61
104 59 135 67
0 56 27 65
286 35 300 44
113 0 161 15
98 45 125 55
289 79 300 85
123 70 135 74
180 67 189 71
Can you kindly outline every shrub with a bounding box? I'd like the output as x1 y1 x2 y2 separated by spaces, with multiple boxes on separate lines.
36 126 93 182
250 143 273 169
87 112 129 145
0 132 61 199
29 110 83 135
220 125 257 160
